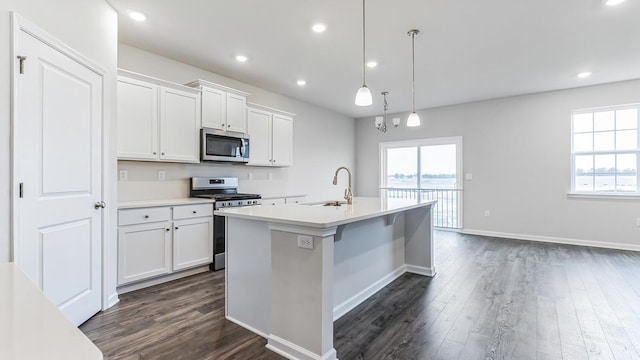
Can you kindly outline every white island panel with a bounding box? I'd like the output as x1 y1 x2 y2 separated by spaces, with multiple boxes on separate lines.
218 197 436 360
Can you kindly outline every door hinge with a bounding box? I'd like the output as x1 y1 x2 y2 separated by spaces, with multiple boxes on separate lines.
19 183 24 198
17 56 27 74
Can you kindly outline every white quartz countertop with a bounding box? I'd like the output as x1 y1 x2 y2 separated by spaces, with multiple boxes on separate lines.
118 198 215 209
215 197 436 228
260 193 307 200
0 263 103 360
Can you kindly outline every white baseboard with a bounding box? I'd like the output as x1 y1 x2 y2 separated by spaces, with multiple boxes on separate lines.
116 265 210 294
226 315 268 339
333 266 405 321
266 334 337 360
405 264 436 277
461 228 640 252
105 292 119 309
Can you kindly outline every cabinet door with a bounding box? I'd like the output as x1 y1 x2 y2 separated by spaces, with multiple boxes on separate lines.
173 217 213 271
247 107 273 166
118 221 172 285
226 93 247 133
201 86 226 130
272 114 293 167
117 77 159 160
159 87 200 163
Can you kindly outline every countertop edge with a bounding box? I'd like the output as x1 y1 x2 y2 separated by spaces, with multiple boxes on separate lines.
118 198 215 209
215 199 436 229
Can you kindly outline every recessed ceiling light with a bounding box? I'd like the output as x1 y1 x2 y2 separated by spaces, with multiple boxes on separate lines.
366 61 378 68
297 80 307 86
235 55 248 63
312 23 326 33
577 71 592 79
127 10 147 22
605 0 625 6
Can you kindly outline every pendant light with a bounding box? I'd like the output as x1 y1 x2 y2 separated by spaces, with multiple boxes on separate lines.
375 91 389 133
407 29 420 127
355 0 372 106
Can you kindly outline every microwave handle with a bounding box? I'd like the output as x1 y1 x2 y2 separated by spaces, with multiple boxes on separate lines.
240 138 246 157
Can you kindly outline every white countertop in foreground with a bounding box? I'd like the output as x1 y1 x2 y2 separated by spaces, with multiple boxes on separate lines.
0 264 103 360
118 198 215 209
215 197 436 228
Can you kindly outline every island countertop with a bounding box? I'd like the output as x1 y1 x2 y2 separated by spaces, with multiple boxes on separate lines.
0 263 103 360
214 197 436 228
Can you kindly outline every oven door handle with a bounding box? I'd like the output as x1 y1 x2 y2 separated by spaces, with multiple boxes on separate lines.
240 138 246 157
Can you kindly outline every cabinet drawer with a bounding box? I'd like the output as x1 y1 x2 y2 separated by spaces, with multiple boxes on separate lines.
119 207 171 226
173 204 213 220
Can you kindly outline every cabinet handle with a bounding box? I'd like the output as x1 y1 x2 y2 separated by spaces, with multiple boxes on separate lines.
144 215 149 219
153 152 157 155
161 152 165 155
193 210 197 214
166 228 170 232
227 124 231 127
175 227 179 230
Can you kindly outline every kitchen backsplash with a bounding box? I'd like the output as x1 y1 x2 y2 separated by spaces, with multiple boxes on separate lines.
117 161 296 201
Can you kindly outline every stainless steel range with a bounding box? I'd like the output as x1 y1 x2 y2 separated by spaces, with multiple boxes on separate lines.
190 177 261 270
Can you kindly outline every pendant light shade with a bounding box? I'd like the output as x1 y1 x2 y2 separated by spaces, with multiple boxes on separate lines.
407 29 420 126
407 112 420 127
355 0 372 106
355 85 373 106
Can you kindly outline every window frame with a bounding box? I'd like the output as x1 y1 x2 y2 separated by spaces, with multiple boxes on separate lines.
378 136 463 190
569 103 640 198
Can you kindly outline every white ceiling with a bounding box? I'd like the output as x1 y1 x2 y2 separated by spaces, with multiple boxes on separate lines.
107 0 640 119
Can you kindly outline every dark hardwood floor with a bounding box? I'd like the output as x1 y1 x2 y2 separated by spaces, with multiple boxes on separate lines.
81 231 640 359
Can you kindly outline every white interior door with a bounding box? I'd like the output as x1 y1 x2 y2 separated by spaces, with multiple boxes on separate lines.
14 25 103 325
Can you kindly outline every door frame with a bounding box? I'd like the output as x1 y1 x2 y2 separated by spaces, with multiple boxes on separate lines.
10 13 116 310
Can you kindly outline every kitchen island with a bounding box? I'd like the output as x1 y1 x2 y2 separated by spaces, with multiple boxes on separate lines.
216 197 436 360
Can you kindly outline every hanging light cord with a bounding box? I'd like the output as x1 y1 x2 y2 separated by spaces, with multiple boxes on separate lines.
362 0 366 86
411 31 416 113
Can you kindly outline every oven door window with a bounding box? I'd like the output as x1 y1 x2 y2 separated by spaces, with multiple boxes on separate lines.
206 134 242 157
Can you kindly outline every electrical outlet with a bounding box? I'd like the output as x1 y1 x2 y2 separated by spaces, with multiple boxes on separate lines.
484 210 490 217
248 172 253 180
158 170 165 181
297 235 313 249
119 170 128 181
268 172 273 180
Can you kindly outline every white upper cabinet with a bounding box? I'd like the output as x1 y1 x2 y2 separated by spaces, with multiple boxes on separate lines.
246 107 272 166
271 113 293 167
117 77 159 160
160 87 200 162
117 70 201 163
247 103 295 167
201 87 226 131
186 79 250 133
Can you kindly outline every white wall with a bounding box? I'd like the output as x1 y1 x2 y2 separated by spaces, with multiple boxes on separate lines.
0 0 118 286
356 79 640 250
117 44 355 202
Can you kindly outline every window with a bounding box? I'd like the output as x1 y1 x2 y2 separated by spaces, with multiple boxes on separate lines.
380 136 463 228
571 104 639 194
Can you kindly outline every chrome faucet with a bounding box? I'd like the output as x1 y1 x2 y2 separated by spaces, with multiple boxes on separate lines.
332 166 353 205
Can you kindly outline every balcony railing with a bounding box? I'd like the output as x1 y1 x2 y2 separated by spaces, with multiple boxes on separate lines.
381 188 462 229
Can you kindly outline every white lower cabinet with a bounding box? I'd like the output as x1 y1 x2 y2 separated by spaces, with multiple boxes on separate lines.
173 217 213 271
118 221 172 285
263 196 306 206
118 203 213 287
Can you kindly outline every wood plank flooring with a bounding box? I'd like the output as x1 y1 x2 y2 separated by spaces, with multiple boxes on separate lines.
81 231 640 359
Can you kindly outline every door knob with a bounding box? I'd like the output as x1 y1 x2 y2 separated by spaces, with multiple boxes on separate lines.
94 201 106 209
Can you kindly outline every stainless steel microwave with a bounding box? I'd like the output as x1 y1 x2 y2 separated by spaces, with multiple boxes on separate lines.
201 128 250 163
